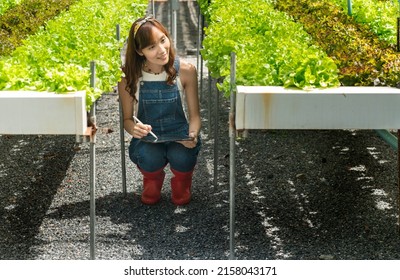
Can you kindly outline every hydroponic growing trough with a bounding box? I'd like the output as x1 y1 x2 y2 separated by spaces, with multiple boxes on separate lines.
0 89 98 260
235 86 400 130
0 91 87 135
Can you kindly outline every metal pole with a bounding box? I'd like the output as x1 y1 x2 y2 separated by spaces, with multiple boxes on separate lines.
398 130 400 233
229 52 237 259
397 17 400 52
171 0 179 49
151 0 155 16
208 73 212 137
347 0 352 16
213 84 219 189
169 0 173 36
119 99 127 197
375 130 398 150
116 24 127 196
117 93 127 197
89 61 96 260
197 9 202 76
201 13 206 102
200 54 204 101
197 9 203 100
116 24 120 41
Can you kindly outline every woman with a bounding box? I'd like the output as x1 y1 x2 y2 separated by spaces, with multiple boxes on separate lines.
118 16 201 205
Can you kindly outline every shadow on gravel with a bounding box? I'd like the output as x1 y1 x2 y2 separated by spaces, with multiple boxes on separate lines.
43 186 229 260
0 135 76 259
231 129 400 259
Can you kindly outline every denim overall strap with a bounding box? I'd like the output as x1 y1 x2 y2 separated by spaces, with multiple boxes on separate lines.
137 58 189 142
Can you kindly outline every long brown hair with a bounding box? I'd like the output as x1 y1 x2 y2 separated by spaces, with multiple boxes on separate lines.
124 16 177 102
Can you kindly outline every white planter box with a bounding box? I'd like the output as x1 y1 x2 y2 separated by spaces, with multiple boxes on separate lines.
236 86 400 130
0 91 87 135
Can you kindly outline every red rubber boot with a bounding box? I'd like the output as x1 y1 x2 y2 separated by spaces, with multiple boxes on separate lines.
138 167 165 205
170 168 194 205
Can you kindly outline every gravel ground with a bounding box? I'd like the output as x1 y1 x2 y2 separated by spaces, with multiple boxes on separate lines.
1 0 400 260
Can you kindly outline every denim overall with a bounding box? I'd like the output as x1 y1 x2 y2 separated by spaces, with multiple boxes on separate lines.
129 58 201 172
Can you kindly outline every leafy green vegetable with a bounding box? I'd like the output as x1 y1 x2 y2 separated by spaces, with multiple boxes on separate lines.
273 0 400 87
331 0 400 44
0 0 147 109
0 0 78 56
0 0 22 16
201 0 340 95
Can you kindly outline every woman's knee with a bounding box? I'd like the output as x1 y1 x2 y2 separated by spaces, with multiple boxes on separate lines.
129 141 167 171
168 143 200 172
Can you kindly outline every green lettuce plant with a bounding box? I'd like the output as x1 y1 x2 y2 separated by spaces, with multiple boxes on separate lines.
330 0 400 45
273 0 400 87
0 0 78 56
0 0 22 15
0 0 147 109
201 0 339 95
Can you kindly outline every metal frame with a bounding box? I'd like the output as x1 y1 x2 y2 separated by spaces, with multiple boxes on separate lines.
88 61 97 259
228 53 236 259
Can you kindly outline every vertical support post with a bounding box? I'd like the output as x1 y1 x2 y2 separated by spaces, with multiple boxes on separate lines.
208 74 212 136
169 0 173 36
119 97 127 197
229 52 237 259
213 84 220 189
397 17 400 52
197 9 203 100
89 61 96 260
200 55 204 101
171 0 179 49
116 24 127 197
197 7 201 75
116 24 120 41
347 0 352 16
151 0 155 15
398 130 400 233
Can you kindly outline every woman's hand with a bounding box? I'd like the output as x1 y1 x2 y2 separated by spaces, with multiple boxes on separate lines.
177 131 198 148
133 122 153 139
178 61 201 149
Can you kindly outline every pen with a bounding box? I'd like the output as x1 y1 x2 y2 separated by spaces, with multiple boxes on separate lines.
133 116 158 142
